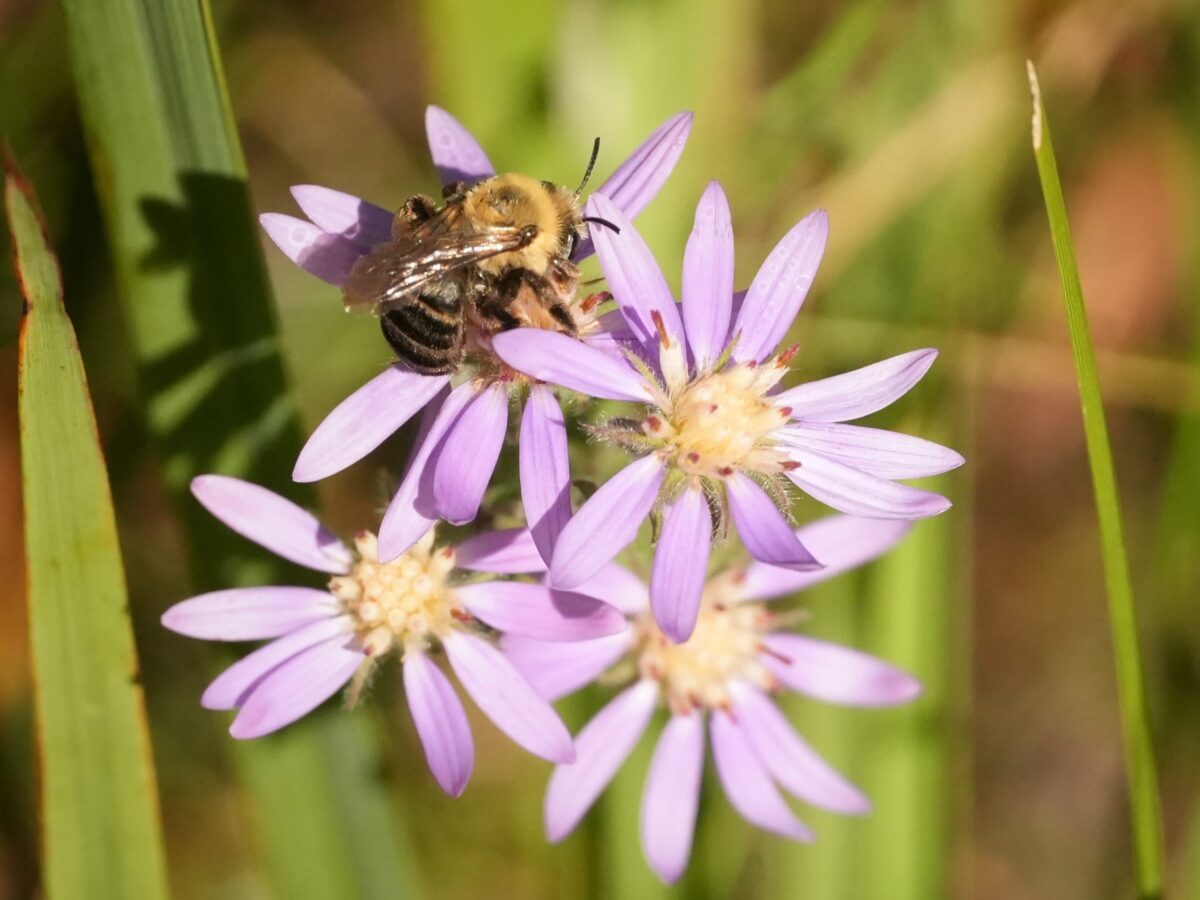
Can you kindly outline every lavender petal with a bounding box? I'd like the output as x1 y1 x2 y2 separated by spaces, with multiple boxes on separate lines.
730 210 828 363
650 486 711 643
774 349 938 422
456 582 627 643
710 710 813 841
724 472 822 571
545 680 658 842
778 422 965 479
784 450 952 519
762 633 921 706
640 712 704 884
377 382 478 561
444 631 575 763
289 185 393 248
681 181 735 368
191 475 351 573
432 382 508 525
731 682 869 814
259 213 364 286
162 587 338 641
425 105 495 185
491 329 650 402
738 515 913 602
229 634 363 739
550 456 665 589
585 194 684 348
453 527 546 574
570 563 651 615
520 386 572 565
573 110 694 260
502 632 633 701
202 616 355 710
293 367 449 483
404 650 474 797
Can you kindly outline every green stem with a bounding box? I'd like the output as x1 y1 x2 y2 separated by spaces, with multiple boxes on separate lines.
1027 61 1165 899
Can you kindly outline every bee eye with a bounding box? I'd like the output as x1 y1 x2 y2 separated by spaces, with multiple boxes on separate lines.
566 231 579 258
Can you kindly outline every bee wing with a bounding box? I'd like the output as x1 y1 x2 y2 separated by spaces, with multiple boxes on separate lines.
343 209 534 312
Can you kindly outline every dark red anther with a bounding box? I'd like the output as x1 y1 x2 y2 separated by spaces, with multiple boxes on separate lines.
718 466 735 477
650 310 671 348
580 290 611 313
775 343 800 368
686 451 701 464
781 460 801 471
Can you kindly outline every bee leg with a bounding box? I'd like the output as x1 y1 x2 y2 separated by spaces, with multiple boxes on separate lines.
395 194 439 231
441 181 469 201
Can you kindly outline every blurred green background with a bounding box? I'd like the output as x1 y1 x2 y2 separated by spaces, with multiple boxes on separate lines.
2 0 1199 897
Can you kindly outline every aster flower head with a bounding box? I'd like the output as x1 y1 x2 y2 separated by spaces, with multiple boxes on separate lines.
161 476 628 796
492 181 963 641
502 515 921 884
259 107 693 566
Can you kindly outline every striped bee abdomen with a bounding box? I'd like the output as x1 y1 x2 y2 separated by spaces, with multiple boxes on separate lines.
380 282 466 374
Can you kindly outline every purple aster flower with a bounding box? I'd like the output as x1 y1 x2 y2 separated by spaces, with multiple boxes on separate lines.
502 515 920 883
492 181 963 641
162 475 629 796
259 107 692 565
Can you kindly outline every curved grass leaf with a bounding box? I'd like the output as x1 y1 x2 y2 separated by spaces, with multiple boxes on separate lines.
8 153 169 900
57 1 418 896
1028 62 1165 899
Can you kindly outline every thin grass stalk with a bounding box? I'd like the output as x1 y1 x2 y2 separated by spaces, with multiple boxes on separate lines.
1027 61 1165 899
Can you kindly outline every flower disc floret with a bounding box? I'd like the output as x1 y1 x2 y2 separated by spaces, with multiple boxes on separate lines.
331 530 460 658
641 350 795 479
637 584 775 715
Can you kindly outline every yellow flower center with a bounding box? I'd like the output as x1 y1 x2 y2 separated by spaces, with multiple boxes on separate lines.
643 362 790 478
636 572 776 714
329 530 460 658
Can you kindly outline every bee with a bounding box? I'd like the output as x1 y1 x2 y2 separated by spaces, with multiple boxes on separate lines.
343 141 616 375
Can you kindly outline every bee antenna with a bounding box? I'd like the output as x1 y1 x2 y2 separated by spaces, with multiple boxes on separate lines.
582 215 620 235
576 137 601 195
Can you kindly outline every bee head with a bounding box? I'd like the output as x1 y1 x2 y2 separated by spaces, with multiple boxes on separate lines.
465 173 582 275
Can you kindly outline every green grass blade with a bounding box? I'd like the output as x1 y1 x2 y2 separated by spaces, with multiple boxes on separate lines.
1027 61 1165 899
7 153 169 900
58 1 419 896
856 508 957 899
